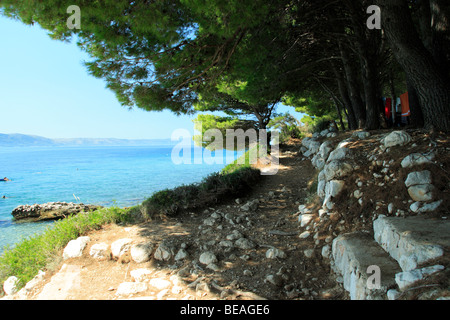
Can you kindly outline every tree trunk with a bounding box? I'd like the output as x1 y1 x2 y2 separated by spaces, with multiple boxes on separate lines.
429 0 450 78
359 51 382 130
333 100 346 131
254 112 271 153
406 76 424 127
339 41 366 128
417 0 433 51
315 74 348 131
325 88 347 131
376 0 450 132
332 62 358 130
417 0 450 77
347 0 382 130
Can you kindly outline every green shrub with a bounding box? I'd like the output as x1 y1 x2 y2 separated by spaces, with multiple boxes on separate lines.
312 117 331 133
268 112 305 143
141 166 260 218
283 125 304 140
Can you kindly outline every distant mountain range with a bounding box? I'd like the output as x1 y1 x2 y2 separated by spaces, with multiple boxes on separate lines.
0 133 177 147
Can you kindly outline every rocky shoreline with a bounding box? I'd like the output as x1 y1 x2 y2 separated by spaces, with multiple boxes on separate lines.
11 202 102 222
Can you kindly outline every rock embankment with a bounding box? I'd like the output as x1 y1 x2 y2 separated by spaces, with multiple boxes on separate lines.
12 202 102 221
298 129 449 300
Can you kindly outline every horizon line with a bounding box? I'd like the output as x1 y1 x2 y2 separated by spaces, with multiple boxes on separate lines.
0 132 175 141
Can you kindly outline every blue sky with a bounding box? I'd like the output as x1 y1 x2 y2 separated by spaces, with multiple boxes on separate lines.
0 16 303 140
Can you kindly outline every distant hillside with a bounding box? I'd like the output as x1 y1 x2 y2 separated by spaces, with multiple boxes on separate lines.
0 133 56 147
0 133 176 147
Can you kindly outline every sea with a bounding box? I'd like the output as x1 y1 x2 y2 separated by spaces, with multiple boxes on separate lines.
0 145 241 254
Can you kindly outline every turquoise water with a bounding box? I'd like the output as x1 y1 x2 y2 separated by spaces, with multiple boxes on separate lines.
0 145 238 253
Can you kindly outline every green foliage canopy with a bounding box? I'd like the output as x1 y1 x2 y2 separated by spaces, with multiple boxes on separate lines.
3 0 448 131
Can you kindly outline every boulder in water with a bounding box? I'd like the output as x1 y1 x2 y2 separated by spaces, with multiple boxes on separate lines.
11 202 102 221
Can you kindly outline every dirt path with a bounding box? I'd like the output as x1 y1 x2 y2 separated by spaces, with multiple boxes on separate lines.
25 141 348 300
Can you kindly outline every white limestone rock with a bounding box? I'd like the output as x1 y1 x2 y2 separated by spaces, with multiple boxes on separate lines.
299 231 311 239
175 248 189 261
111 238 133 259
404 171 434 202
131 242 154 263
63 236 90 260
419 200 443 213
317 170 326 199
410 200 443 213
149 278 172 290
401 152 435 168
240 199 259 212
408 184 435 202
311 154 326 170
323 180 345 210
89 242 110 260
387 289 401 300
354 190 363 199
311 141 335 170
226 230 243 241
298 213 315 227
199 251 218 265
373 215 446 272
154 241 175 261
307 140 321 155
405 170 432 187
352 131 370 139
116 282 148 296
301 138 321 157
323 160 353 181
298 204 311 214
24 270 46 293
395 265 445 291
327 147 350 163
318 141 334 159
325 180 345 198
266 247 286 259
321 245 331 259
130 268 153 282
3 276 19 296
203 217 217 226
235 238 255 250
410 202 421 213
382 131 411 147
